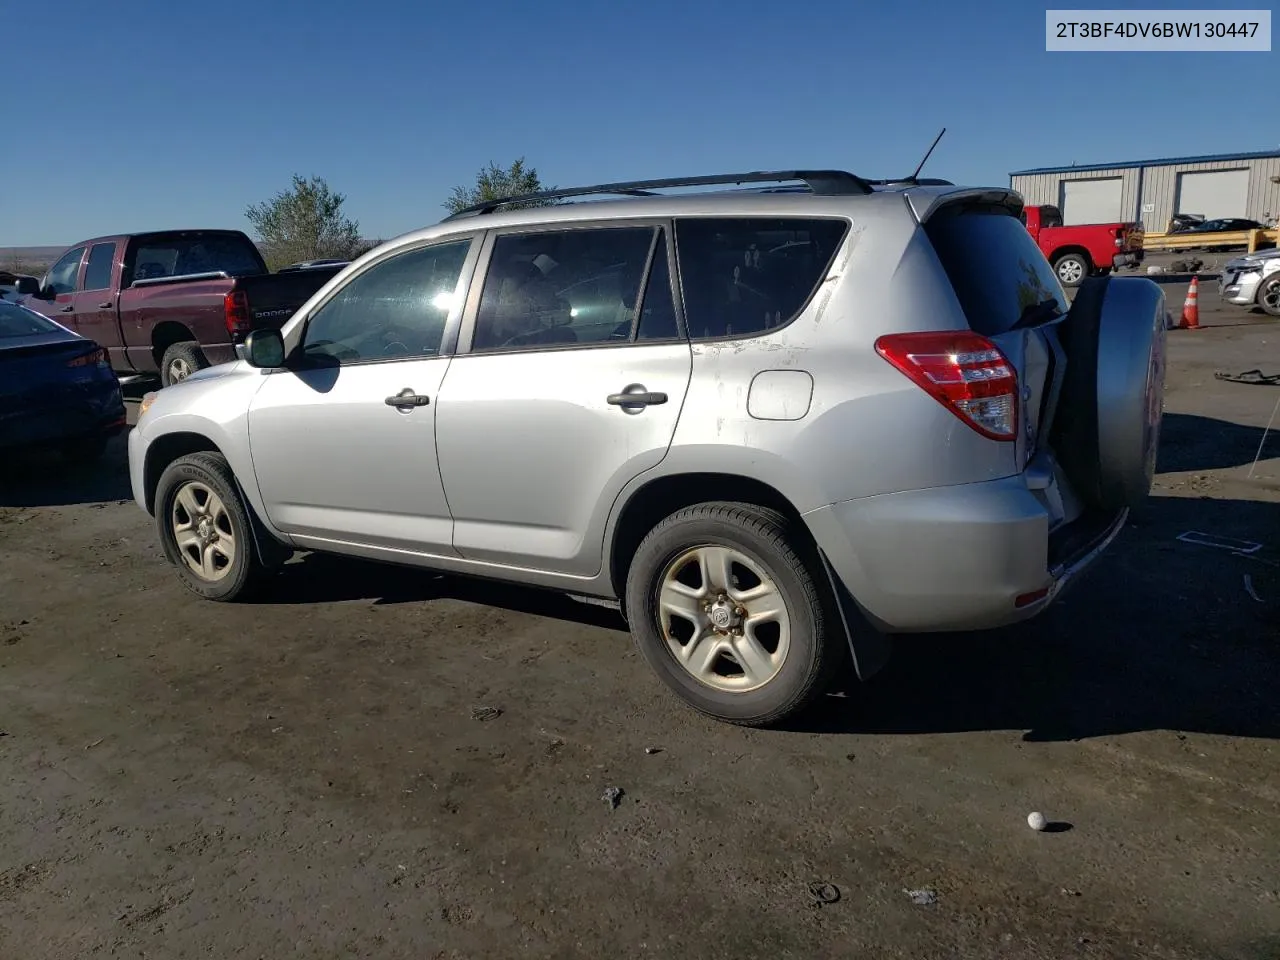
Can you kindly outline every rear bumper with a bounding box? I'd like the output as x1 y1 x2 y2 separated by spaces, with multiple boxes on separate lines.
803 475 1127 633
1114 249 1144 269
0 384 127 451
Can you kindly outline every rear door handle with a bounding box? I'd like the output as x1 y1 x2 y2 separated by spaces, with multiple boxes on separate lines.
60 305 74 313
607 390 668 407
98 302 113 310
385 388 430 408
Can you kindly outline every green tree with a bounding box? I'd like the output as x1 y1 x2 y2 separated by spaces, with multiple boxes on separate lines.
444 158 554 215
351 236 387 259
245 175 363 270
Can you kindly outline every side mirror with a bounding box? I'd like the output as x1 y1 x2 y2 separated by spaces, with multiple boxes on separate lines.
243 329 286 369
15 276 40 297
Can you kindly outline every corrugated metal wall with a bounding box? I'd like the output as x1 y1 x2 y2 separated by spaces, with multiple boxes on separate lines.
1011 157 1280 230
1139 158 1280 229
1010 168 1139 220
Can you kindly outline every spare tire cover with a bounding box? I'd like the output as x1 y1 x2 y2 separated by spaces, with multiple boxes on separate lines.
1050 276 1167 511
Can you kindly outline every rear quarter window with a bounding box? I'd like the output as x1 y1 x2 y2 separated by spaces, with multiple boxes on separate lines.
675 217 848 340
925 206 1068 336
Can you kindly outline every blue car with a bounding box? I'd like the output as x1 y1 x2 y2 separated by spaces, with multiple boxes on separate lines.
0 299 127 463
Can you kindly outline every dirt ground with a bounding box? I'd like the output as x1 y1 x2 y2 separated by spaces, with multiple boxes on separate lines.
1 281 1277 960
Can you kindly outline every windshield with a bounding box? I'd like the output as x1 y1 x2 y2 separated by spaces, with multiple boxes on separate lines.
0 301 61 338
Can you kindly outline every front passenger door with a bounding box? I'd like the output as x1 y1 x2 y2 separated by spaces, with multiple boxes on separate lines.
247 237 478 557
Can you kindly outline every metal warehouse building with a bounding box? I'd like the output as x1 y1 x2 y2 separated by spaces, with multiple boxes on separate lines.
1010 150 1280 231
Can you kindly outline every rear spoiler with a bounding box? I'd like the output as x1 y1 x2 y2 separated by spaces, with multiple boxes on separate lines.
904 187 1024 224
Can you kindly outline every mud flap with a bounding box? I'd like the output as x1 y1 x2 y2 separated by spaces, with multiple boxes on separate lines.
818 548 892 682
232 475 294 571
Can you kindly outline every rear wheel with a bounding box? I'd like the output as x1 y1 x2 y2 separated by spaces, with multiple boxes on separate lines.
1053 253 1090 288
624 502 839 727
160 341 209 387
154 452 269 601
1258 276 1280 318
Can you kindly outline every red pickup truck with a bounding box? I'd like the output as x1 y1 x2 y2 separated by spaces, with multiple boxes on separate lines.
15 230 344 385
1020 204 1144 288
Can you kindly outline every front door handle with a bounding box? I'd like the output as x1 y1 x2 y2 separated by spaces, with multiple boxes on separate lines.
385 388 430 408
97 301 113 310
60 305 74 313
607 390 668 407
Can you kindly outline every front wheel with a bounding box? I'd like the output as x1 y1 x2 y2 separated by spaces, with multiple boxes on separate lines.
1258 276 1280 318
154 452 270 601
624 502 840 727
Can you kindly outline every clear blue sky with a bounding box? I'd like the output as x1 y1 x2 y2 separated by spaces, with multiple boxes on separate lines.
7 0 1276 247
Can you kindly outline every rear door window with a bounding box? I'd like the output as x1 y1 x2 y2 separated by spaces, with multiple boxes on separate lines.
924 206 1068 336
470 226 658 352
674 217 848 340
83 242 116 291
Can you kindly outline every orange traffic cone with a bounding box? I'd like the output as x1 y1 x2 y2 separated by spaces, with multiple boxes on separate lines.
1178 276 1200 329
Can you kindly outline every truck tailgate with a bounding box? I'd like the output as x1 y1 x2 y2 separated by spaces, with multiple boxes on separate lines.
235 266 345 329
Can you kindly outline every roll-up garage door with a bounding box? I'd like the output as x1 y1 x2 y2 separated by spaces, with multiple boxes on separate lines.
1060 178 1123 225
1175 169 1250 219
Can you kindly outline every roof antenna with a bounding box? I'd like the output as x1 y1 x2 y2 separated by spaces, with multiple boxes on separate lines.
907 127 946 183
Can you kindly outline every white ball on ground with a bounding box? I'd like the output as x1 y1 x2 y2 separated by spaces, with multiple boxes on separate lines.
1027 811 1048 831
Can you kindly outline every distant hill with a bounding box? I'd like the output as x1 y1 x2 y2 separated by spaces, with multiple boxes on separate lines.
0 245 68 263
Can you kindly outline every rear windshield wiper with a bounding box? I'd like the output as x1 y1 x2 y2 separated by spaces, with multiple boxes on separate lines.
1010 297 1062 331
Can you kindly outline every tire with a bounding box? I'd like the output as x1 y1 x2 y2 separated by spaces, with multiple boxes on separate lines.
61 435 108 465
159 341 209 387
1053 253 1090 288
154 451 270 602
1258 276 1280 318
624 502 839 727
1051 276 1167 511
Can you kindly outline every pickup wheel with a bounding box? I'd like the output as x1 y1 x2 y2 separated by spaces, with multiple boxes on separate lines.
624 502 840 728
160 341 210 387
1053 253 1090 288
154 452 270 602
1258 275 1280 318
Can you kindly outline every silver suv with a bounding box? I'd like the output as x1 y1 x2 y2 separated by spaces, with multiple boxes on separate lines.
128 170 1168 727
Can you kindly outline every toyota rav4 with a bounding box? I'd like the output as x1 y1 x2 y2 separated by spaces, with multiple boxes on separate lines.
128 169 1167 727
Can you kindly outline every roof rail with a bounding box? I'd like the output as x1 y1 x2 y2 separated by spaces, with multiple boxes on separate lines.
442 169 874 220
866 177 956 187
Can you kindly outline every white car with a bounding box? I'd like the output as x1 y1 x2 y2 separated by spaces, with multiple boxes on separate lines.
1220 247 1280 317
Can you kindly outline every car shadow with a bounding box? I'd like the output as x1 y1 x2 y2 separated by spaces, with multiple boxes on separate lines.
799 492 1279 742
0 433 134 508
1158 412 1278 473
255 551 628 633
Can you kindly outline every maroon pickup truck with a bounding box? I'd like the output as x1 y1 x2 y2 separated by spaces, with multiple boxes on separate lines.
15 230 344 385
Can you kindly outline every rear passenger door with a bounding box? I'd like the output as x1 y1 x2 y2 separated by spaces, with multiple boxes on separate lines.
434 222 692 577
73 240 123 358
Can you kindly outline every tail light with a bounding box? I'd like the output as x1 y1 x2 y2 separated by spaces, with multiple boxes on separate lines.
224 290 251 336
66 347 108 368
875 331 1018 441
